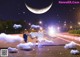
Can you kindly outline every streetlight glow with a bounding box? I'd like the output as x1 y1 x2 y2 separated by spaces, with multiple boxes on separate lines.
78 22 80 25
29 23 31 25
39 21 42 24
48 26 56 37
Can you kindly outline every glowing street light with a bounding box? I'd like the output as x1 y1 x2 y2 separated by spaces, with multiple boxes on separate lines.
39 21 42 24
25 29 27 30
40 27 43 30
70 26 73 29
64 21 66 24
28 23 31 25
78 22 80 25
57 27 60 30
48 26 56 37
57 27 60 32
64 23 66 26
64 21 67 27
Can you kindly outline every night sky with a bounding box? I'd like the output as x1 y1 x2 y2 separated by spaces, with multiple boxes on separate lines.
0 0 80 25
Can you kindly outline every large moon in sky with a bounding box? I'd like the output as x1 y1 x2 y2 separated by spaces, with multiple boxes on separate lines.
25 3 53 14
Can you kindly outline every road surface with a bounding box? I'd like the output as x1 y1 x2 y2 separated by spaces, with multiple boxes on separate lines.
0 34 80 57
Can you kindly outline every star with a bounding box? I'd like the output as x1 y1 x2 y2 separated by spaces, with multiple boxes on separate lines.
24 20 26 22
18 13 20 14
72 7 75 10
64 21 66 24
69 7 76 12
69 10 72 12
57 14 59 17
59 21 60 23
60 52 62 55
23 12 25 14
70 21 72 23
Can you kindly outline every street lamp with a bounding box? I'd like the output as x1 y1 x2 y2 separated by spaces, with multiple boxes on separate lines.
48 26 56 37
64 21 67 27
70 25 73 29
57 27 60 32
78 22 80 25
40 27 43 30
78 22 80 30
39 21 42 24
64 23 66 26
28 23 31 25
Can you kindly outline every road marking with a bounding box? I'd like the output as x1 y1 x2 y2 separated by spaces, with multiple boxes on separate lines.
57 37 80 46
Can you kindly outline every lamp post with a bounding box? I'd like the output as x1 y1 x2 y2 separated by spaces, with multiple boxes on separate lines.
39 21 42 25
78 22 80 30
28 23 31 25
70 25 73 30
78 22 80 26
57 26 60 32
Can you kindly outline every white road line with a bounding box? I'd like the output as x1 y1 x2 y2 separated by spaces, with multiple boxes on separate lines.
57 37 80 46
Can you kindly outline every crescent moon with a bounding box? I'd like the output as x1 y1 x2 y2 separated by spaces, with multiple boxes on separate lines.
25 3 53 14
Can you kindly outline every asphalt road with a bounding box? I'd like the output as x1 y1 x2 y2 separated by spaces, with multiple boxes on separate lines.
0 34 80 57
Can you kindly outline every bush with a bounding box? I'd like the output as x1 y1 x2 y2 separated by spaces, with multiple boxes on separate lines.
69 30 80 34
